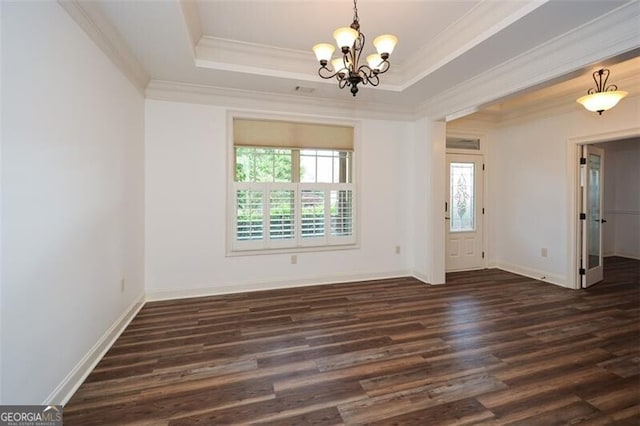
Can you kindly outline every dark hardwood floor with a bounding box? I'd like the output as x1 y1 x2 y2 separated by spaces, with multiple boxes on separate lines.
65 257 640 425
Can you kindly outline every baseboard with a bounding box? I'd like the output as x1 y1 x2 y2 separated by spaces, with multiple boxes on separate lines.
411 271 430 285
612 252 640 261
146 270 413 301
495 262 569 288
45 292 146 406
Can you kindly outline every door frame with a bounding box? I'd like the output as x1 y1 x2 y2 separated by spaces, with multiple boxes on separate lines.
445 152 485 272
567 127 640 289
445 131 488 272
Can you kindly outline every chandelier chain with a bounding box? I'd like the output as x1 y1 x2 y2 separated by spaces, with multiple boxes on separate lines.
353 0 359 24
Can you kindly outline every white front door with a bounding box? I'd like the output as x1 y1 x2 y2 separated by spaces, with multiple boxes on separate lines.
581 145 605 287
445 154 484 272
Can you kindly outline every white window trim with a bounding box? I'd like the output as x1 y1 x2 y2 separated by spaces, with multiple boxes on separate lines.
226 111 360 256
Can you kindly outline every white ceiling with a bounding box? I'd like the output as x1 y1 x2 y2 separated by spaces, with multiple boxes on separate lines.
88 0 638 115
195 0 480 65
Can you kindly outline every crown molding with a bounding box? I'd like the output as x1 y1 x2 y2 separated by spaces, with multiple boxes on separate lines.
568 126 640 145
195 36 405 91
420 1 640 121
398 0 549 90
57 0 149 93
447 112 500 132
178 0 202 56
145 80 416 121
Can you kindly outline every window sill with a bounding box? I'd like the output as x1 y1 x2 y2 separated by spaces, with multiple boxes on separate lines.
226 243 359 257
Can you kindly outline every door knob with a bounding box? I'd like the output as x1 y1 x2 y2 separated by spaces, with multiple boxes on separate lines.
445 217 451 220
600 218 607 223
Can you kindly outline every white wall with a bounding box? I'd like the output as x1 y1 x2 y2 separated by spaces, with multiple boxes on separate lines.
412 118 446 284
603 147 617 256
0 1 4 404
602 139 640 259
145 100 422 298
1 2 145 404
488 97 639 287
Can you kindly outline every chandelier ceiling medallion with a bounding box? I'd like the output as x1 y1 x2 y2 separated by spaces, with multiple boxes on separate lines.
576 68 628 115
312 0 398 96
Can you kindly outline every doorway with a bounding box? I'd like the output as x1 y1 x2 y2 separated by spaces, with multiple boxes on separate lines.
445 153 484 271
575 136 640 288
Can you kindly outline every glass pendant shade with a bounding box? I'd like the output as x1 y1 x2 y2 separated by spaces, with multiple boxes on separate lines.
312 43 335 63
577 91 628 114
333 27 358 49
332 58 347 73
366 54 383 71
373 34 398 55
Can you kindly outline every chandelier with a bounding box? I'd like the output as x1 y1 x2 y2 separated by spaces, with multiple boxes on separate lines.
576 68 628 115
312 0 398 96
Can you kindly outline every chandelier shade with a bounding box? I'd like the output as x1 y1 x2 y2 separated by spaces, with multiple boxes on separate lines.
576 68 628 115
312 0 398 96
333 27 359 50
331 58 345 73
312 43 335 64
576 91 628 114
366 54 383 71
373 35 398 56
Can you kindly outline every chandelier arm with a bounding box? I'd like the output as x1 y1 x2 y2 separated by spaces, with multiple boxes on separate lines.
356 60 389 79
592 70 601 92
318 66 340 80
353 32 365 76
357 64 374 80
358 70 369 86
366 73 380 87
588 68 621 94
600 69 609 92
354 66 379 87
591 68 611 93
342 54 349 70
380 60 391 74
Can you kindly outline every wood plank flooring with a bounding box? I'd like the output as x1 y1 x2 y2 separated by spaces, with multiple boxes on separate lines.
65 257 640 425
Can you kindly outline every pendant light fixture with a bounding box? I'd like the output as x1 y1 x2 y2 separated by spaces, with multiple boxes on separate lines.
312 0 398 96
576 68 628 115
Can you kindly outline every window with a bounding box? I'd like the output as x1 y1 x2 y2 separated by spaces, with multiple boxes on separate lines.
231 119 355 252
449 162 475 232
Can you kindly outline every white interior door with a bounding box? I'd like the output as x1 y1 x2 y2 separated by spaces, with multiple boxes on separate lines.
581 145 605 287
446 154 484 272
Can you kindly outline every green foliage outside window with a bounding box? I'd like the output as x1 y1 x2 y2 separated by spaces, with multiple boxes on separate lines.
234 147 353 243
235 148 293 183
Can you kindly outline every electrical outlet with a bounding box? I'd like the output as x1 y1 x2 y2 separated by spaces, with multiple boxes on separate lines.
121 278 125 293
395 246 401 254
541 248 548 257
291 255 297 265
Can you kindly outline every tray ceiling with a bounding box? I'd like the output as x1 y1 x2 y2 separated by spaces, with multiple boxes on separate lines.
84 0 638 117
